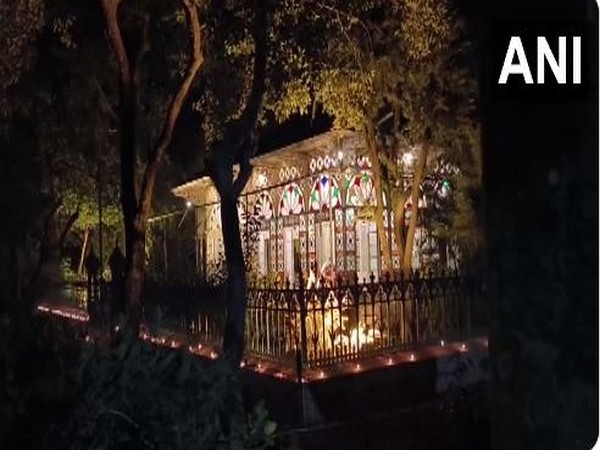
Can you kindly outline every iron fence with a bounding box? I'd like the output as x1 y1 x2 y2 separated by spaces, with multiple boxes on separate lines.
67 271 486 370
245 270 487 368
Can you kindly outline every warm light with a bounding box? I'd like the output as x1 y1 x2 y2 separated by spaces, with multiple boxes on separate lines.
386 357 393 366
402 151 415 166
256 173 267 187
210 351 218 359
337 150 344 161
319 370 325 379
275 372 284 378
355 363 361 372
440 339 445 347
197 343 202 350
409 353 416 362
240 361 246 368
85 335 91 343
460 343 467 352
257 363 263 372
186 200 192 209
170 340 177 348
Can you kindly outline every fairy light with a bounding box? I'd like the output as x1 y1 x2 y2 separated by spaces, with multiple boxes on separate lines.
460 343 467 352
386 357 393 366
355 363 361 372
240 361 246 368
409 353 415 362
319 370 326 379
440 339 445 347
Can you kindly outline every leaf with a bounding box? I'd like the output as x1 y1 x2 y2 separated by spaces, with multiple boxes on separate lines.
264 420 277 436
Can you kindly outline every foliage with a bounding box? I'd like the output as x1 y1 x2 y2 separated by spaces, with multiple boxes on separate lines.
264 0 481 270
0 312 284 450
0 0 45 115
70 335 282 450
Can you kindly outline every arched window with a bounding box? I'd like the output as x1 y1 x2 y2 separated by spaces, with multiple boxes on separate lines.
346 171 376 207
345 171 388 207
253 192 274 220
309 174 341 211
279 183 305 216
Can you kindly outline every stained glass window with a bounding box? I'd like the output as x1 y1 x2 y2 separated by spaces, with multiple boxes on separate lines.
346 171 376 207
279 183 305 216
309 174 341 211
253 192 274 220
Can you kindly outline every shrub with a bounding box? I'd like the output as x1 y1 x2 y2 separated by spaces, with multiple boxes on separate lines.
66 335 282 450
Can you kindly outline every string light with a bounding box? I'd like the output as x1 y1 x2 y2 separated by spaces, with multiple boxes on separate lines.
440 339 445 347
386 357 394 366
409 353 415 362
355 363 361 372
460 343 467 352
319 370 326 379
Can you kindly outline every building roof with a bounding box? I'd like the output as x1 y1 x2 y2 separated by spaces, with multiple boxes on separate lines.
172 129 361 201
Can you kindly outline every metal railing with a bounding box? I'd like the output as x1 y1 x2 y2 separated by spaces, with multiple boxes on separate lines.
67 271 486 370
245 270 486 368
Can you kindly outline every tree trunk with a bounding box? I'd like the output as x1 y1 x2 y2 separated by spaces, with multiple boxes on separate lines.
391 192 408 269
402 144 428 272
480 2 598 449
101 0 204 336
219 186 247 365
125 219 146 332
364 122 393 274
78 228 90 276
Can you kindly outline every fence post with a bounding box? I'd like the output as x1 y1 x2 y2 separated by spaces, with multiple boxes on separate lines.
298 271 308 368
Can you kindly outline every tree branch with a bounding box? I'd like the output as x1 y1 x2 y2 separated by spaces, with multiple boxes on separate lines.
100 0 132 86
233 144 253 197
138 0 204 215
223 0 268 147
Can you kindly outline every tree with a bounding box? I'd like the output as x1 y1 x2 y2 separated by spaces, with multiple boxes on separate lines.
190 0 269 365
99 0 204 332
269 0 480 273
0 3 123 308
0 0 44 115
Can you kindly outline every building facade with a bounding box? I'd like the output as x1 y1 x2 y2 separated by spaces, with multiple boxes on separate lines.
172 130 449 285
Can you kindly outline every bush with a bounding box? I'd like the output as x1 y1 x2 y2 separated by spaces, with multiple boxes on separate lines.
68 336 281 450
1 314 284 450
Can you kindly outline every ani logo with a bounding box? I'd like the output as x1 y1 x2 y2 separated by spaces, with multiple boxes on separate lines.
498 36 581 85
